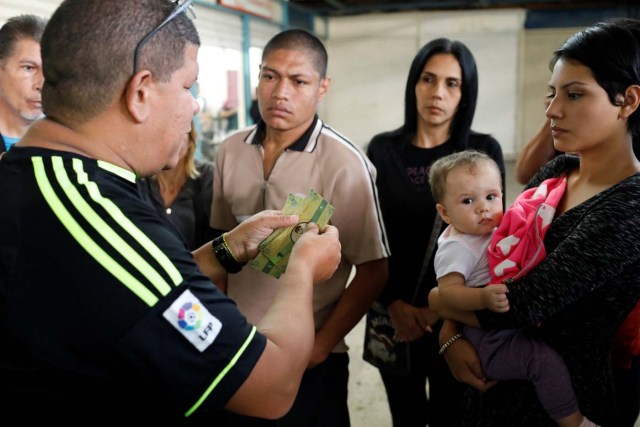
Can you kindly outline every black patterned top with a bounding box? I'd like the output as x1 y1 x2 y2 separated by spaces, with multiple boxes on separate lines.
461 154 640 426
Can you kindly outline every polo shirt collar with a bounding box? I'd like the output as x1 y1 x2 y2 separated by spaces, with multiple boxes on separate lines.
247 115 322 152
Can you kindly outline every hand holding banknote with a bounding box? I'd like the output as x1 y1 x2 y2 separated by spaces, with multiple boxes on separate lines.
224 210 301 263
251 189 335 278
286 222 341 284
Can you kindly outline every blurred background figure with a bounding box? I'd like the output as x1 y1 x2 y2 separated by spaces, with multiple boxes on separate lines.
0 14 47 155
219 98 238 134
139 121 216 250
249 87 260 124
514 116 558 185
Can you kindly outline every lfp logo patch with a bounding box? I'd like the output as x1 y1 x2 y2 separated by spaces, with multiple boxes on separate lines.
178 302 202 331
164 289 222 352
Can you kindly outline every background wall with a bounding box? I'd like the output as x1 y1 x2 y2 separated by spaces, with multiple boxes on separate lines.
321 9 580 159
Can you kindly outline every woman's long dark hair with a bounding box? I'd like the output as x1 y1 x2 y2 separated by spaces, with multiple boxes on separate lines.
401 37 479 151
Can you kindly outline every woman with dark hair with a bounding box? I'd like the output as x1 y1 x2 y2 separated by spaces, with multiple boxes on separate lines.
435 18 640 426
364 38 504 427
139 121 216 250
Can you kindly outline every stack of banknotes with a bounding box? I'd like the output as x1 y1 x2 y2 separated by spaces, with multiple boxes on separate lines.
250 189 334 278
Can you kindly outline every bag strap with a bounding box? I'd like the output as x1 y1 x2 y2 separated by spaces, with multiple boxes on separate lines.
411 213 444 302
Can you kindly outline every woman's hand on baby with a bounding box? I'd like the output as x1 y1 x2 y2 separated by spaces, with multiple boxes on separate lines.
444 337 497 392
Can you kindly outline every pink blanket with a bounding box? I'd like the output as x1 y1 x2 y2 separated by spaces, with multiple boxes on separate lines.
488 175 639 365
488 176 567 283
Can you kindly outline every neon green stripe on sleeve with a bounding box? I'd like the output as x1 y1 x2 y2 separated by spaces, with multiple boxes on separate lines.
32 157 159 307
75 159 183 287
51 157 172 297
185 326 258 417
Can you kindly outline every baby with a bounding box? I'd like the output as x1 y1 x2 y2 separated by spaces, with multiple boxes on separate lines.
428 150 595 427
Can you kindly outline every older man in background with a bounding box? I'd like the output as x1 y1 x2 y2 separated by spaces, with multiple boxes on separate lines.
0 14 46 154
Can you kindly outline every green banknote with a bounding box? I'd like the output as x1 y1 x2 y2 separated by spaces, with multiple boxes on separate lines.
257 193 306 251
249 189 334 279
250 251 285 279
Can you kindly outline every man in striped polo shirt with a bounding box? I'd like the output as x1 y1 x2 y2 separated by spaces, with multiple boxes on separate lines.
212 29 391 427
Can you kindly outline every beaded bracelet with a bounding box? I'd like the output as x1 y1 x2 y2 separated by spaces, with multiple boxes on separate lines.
438 333 463 356
212 233 246 274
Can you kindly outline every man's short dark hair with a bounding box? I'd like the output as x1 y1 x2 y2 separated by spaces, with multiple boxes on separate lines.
0 14 47 63
262 29 328 78
41 0 200 125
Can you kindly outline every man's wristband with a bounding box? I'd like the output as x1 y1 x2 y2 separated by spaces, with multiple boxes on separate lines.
438 333 463 356
212 233 246 274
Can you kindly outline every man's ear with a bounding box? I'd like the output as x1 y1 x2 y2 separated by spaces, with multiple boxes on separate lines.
124 70 154 123
620 84 640 120
435 203 451 225
317 75 331 101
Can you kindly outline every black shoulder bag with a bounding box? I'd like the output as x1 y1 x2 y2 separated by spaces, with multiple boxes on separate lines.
362 214 443 375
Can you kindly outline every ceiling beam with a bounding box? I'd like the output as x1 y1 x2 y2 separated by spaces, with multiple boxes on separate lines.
325 0 348 9
288 0 634 16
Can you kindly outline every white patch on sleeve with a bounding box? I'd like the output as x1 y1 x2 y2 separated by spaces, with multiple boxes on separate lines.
163 289 222 352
